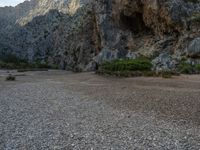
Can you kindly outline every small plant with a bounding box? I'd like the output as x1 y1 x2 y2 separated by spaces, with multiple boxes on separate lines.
189 12 200 22
6 75 16 81
97 57 200 78
177 61 200 74
97 58 182 78
97 58 155 77
0 54 57 70
143 71 157 77
178 62 193 74
195 64 200 73
160 71 172 78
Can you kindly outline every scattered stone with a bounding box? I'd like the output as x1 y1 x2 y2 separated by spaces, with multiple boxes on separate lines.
1 71 200 149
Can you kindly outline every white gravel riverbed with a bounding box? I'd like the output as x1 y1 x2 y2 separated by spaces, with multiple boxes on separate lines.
0 70 200 150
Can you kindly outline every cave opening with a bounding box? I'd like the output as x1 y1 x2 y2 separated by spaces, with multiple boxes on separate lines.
120 12 149 34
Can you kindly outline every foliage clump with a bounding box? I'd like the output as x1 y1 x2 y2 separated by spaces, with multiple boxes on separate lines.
190 13 200 22
99 58 152 72
0 54 56 70
178 61 200 74
6 74 16 81
97 58 177 78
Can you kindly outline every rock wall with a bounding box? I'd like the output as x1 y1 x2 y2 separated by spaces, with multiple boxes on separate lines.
0 0 200 71
94 0 200 71
0 0 98 71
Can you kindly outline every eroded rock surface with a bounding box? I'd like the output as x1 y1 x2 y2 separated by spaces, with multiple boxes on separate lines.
0 0 200 71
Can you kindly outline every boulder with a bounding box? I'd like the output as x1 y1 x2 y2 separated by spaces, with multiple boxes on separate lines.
187 38 200 58
94 48 120 64
152 53 177 71
126 51 138 59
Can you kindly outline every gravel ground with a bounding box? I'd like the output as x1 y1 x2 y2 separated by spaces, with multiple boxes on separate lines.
0 70 200 150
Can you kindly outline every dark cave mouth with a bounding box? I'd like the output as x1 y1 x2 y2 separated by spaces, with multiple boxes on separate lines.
120 12 150 34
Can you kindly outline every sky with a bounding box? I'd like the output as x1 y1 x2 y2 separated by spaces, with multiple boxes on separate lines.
0 0 26 7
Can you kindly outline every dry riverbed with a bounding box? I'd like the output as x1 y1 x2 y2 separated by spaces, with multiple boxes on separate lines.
0 70 200 149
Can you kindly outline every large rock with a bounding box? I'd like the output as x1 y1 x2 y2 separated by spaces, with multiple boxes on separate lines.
152 53 177 71
94 48 120 64
187 38 200 58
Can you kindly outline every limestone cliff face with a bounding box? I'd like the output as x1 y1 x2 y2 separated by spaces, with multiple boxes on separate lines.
94 0 200 71
0 0 97 71
0 0 200 71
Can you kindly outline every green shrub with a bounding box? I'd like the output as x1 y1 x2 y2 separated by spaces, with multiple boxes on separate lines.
0 54 56 70
0 54 29 69
100 58 152 72
0 61 15 69
143 71 157 77
97 58 154 77
6 75 16 81
189 13 200 22
97 58 181 78
160 71 172 78
195 64 200 73
1 54 25 64
178 62 193 74
177 62 200 74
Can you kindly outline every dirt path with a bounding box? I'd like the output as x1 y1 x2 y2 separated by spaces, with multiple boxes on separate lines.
0 70 200 149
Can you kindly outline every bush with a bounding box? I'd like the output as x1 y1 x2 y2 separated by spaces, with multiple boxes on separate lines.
97 58 182 78
160 71 172 78
0 54 56 70
6 75 16 81
178 62 193 74
190 13 200 22
99 58 152 72
1 54 27 64
195 64 200 73
178 61 200 74
143 71 157 77
97 58 155 77
0 54 29 69
0 61 15 69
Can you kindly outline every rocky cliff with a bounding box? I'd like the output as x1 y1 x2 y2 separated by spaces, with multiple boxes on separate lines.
0 0 200 71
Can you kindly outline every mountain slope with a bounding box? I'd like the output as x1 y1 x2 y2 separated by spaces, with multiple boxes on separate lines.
0 0 200 71
0 0 98 70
